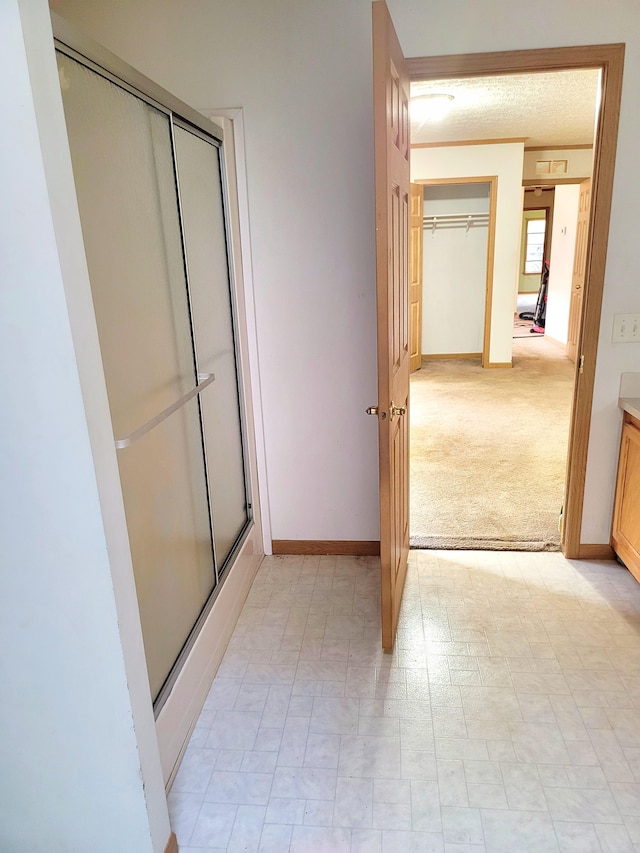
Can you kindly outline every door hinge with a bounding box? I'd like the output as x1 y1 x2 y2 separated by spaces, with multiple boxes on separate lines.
579 354 585 374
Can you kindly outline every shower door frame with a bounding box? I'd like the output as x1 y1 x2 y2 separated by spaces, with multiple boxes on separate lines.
53 13 265 785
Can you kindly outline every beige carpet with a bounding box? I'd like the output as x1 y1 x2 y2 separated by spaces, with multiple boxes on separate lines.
410 337 574 550
513 317 543 338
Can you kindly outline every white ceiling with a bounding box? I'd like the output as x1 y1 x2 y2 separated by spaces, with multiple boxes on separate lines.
410 69 600 148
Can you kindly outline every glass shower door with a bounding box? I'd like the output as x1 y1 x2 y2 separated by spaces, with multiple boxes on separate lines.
174 125 249 570
58 52 217 702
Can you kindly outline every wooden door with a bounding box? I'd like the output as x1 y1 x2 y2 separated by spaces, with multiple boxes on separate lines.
566 179 591 362
372 0 410 651
409 183 424 372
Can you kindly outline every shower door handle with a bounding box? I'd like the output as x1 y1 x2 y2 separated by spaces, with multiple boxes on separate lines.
114 372 216 449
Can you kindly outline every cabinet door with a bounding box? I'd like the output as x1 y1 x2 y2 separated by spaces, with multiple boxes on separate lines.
612 416 640 581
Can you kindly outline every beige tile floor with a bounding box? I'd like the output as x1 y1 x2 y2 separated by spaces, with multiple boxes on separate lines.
169 550 640 852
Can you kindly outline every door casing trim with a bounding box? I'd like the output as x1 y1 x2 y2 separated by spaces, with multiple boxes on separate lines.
407 43 625 558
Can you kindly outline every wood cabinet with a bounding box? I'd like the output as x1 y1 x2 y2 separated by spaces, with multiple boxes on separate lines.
612 411 640 581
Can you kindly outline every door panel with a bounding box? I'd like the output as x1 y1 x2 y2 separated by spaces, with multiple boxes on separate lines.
373 0 410 651
566 179 591 362
409 183 424 371
174 126 249 570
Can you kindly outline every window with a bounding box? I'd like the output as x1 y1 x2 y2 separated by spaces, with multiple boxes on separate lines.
523 217 546 275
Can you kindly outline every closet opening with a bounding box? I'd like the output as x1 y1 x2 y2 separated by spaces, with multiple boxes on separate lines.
416 179 494 367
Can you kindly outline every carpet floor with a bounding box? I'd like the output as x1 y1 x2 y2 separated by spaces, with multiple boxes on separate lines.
410 336 574 551
513 316 544 338
514 294 543 338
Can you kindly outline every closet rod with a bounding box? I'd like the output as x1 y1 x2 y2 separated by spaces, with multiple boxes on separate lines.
422 212 489 222
423 212 490 234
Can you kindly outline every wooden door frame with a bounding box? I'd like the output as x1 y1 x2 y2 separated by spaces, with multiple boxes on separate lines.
415 175 497 368
407 44 624 559
409 182 424 372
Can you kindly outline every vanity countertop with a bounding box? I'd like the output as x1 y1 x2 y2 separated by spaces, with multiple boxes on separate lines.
619 397 640 421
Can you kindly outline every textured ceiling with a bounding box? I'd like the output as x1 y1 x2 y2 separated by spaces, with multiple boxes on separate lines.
410 69 600 148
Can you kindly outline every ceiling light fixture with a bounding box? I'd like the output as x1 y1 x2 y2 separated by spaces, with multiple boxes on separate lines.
410 93 455 123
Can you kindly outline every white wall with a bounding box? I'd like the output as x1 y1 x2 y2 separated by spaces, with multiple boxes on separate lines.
423 183 490 215
0 2 169 849
546 184 581 345
412 143 524 364
523 147 594 181
43 0 640 545
422 185 489 355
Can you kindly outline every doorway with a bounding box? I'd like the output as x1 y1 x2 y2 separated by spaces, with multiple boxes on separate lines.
408 172 577 550
519 206 550 295
402 45 623 557
418 179 495 366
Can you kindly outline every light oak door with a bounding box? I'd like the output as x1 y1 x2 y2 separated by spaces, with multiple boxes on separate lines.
409 183 424 372
566 178 591 362
373 0 410 651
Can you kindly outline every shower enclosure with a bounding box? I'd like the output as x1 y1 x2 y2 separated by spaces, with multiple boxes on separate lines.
56 39 253 716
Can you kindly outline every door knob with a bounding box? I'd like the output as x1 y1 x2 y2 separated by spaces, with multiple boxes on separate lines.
390 403 406 418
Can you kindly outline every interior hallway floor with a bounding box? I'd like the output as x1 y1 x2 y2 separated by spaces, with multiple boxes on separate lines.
410 337 574 550
169 551 640 852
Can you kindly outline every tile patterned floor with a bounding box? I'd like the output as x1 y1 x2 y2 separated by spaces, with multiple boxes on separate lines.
169 550 640 852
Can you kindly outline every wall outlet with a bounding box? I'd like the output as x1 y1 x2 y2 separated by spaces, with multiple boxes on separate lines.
612 313 640 343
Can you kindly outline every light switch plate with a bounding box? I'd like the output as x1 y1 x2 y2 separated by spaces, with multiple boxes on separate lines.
612 314 640 343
